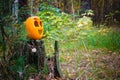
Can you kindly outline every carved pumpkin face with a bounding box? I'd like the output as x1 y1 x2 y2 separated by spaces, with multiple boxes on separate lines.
25 16 43 40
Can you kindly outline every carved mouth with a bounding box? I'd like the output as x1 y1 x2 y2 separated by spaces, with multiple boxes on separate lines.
38 30 42 35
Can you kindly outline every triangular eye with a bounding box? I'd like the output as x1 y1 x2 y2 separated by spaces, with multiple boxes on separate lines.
40 21 42 27
34 21 39 27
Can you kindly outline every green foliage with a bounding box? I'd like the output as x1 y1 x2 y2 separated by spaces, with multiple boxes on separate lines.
81 10 94 17
37 11 74 38
37 11 76 55
37 3 77 55
38 3 75 38
39 2 61 13
10 56 25 73
77 16 93 28
15 24 27 42
0 15 27 60
0 14 28 79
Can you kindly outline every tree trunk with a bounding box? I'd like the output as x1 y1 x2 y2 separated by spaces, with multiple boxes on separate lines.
71 0 75 20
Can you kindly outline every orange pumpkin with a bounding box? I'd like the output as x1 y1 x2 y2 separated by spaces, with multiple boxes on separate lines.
25 16 44 40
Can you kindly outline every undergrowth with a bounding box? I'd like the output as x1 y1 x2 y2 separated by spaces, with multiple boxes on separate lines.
37 12 120 55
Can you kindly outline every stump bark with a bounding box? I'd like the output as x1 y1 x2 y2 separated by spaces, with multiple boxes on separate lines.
25 40 46 70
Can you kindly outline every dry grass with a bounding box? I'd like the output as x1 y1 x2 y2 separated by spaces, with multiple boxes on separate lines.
60 49 120 80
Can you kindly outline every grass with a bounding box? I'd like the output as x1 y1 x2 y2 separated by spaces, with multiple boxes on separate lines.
58 26 120 53
55 25 120 79
85 28 120 51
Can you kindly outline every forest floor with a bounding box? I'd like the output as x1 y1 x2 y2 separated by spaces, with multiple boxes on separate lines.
60 49 120 80
59 26 120 80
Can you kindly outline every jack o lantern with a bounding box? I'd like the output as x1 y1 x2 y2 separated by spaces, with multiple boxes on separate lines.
25 16 44 40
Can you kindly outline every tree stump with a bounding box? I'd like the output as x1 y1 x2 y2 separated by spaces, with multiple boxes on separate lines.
26 40 62 78
24 39 46 70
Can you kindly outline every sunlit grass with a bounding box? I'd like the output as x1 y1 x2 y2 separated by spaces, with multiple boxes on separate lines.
81 27 120 51
59 26 120 53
